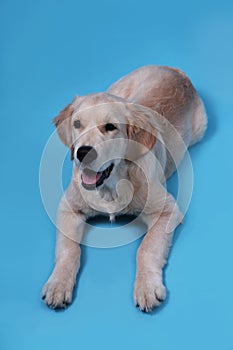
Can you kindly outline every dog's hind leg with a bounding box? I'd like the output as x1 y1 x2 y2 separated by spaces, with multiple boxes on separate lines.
190 96 208 146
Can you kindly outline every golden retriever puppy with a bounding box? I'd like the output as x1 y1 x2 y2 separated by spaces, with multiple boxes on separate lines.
42 66 207 312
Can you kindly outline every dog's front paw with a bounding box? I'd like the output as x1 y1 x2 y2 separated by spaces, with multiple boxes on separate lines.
41 275 74 309
134 272 166 312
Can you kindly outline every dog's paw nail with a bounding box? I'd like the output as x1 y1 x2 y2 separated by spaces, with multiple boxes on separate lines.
41 279 73 310
134 274 166 313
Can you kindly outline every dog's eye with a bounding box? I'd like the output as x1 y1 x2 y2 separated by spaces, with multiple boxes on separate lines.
74 120 81 129
105 123 117 132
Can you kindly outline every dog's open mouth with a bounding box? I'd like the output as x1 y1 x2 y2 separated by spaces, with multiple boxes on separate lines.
81 163 114 190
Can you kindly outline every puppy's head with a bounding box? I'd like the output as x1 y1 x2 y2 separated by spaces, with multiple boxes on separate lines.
53 93 157 190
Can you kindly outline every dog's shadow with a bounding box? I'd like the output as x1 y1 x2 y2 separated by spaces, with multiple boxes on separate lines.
194 91 218 147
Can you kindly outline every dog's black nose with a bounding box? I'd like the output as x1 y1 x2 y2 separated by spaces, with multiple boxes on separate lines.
76 146 97 164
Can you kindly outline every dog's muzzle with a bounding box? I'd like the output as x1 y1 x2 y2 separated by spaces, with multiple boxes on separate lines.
81 163 114 190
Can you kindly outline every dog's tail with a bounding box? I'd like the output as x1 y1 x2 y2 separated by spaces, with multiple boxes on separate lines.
190 96 208 146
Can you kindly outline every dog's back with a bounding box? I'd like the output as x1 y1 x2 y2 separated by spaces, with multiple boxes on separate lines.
108 65 207 149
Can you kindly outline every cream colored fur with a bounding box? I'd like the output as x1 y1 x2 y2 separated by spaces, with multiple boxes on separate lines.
42 65 207 312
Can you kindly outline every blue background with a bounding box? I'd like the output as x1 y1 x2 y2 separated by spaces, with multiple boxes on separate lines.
1 0 233 349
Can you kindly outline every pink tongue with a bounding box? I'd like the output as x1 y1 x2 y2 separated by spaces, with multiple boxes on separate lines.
82 171 102 185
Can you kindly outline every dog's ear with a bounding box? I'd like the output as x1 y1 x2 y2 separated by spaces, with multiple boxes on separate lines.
53 100 76 160
126 104 157 160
